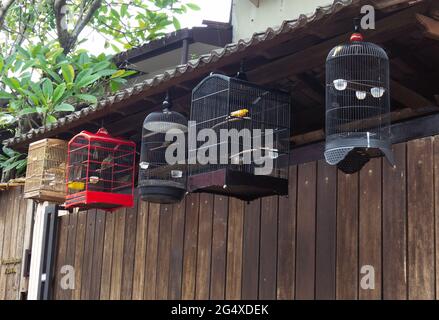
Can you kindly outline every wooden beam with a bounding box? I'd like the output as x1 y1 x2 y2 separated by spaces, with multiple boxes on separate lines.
390 79 435 109
290 111 439 165
291 104 439 146
416 13 439 40
247 2 427 85
370 0 419 11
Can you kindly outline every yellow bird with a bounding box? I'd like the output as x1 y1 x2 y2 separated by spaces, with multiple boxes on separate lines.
68 181 85 191
230 109 249 118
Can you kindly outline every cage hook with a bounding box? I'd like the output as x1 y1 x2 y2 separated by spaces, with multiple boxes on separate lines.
236 59 248 80
350 17 364 42
163 90 173 112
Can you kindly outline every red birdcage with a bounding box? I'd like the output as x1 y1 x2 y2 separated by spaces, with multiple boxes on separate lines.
65 128 136 211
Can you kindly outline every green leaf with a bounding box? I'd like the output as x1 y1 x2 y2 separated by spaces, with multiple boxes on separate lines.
21 59 36 71
172 16 181 31
52 83 66 104
0 90 14 99
186 3 201 10
19 107 38 116
3 161 20 172
45 115 58 125
54 103 75 112
15 159 27 174
2 146 16 158
121 3 128 17
119 70 137 78
61 64 75 83
42 79 54 100
75 94 98 104
96 69 118 78
110 69 125 79
92 60 111 72
16 46 31 59
3 77 21 91
75 74 101 87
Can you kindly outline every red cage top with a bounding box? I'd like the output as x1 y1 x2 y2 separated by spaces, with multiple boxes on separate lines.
65 128 136 211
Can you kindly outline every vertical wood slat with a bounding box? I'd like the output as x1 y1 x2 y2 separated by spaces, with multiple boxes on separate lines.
19 200 34 296
315 161 337 300
336 171 359 300
259 196 278 300
121 199 139 300
225 197 244 300
143 203 160 300
277 165 297 300
53 213 69 300
168 200 186 300
64 210 78 300
12 191 28 300
383 143 407 300
182 194 200 300
155 203 173 300
242 199 261 300
81 210 96 300
435 136 439 300
89 210 106 300
132 201 149 300
195 194 214 300
0 188 15 299
6 188 21 300
99 210 115 300
296 162 316 300
210 195 228 299
0 191 6 299
407 137 435 300
359 158 382 300
72 211 87 300
109 209 126 300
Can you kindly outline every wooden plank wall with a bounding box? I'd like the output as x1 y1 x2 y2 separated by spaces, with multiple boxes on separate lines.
52 136 439 300
0 187 31 300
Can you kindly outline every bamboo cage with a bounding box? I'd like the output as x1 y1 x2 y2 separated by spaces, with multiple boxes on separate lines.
24 138 67 203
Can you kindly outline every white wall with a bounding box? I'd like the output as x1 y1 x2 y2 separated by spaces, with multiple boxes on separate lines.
231 0 332 41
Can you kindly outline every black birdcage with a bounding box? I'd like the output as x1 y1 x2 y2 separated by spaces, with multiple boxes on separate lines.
324 31 393 174
138 94 188 204
187 73 291 201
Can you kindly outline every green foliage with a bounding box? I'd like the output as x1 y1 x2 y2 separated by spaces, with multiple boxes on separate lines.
0 42 136 135
0 146 27 178
92 0 201 51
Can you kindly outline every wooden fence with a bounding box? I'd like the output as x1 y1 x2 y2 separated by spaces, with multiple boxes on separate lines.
51 136 439 300
0 187 32 300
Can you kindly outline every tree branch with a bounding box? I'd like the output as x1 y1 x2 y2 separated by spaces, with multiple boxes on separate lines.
54 0 102 54
0 0 16 29
54 0 73 53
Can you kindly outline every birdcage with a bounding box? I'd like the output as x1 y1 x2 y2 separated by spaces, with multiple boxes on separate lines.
138 94 188 204
65 128 136 211
24 139 67 203
324 31 393 174
187 74 291 201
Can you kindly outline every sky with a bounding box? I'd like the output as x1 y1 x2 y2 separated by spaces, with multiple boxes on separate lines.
81 0 232 54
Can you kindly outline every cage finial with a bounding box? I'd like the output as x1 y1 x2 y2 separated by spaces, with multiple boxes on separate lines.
350 17 363 42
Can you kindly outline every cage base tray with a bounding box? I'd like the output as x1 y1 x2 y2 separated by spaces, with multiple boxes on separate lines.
188 169 288 201
65 191 133 211
24 189 66 203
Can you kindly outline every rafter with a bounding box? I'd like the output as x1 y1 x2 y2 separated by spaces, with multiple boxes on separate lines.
416 13 439 40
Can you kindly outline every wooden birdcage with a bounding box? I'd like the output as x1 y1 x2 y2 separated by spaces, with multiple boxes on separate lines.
24 138 67 203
